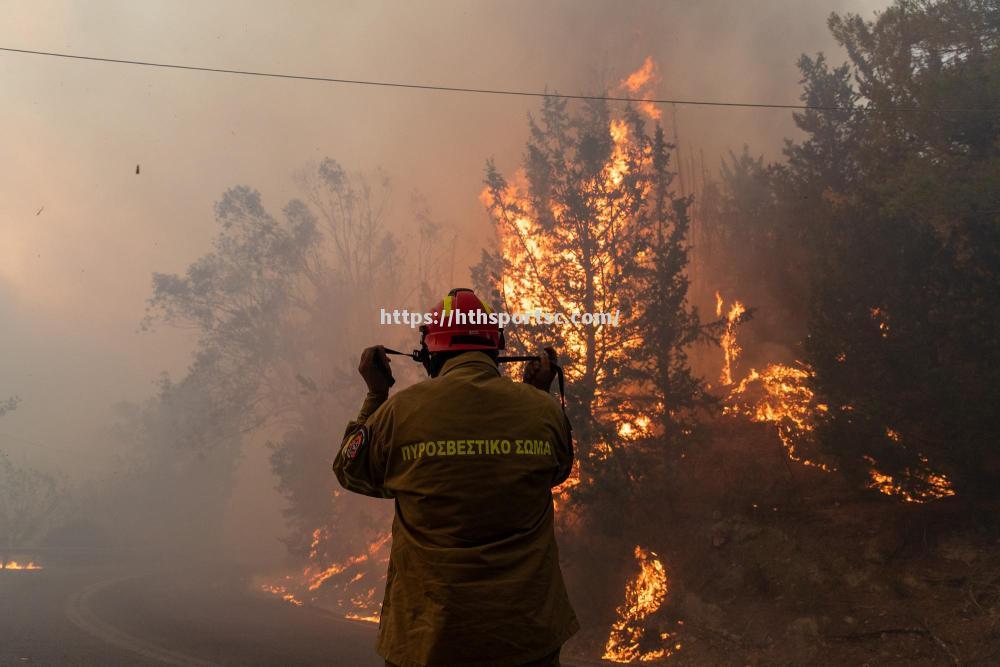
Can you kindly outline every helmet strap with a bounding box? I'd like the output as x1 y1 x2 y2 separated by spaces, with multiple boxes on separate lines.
416 326 432 376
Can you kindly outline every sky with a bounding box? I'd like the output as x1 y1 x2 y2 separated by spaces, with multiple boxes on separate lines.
0 0 888 482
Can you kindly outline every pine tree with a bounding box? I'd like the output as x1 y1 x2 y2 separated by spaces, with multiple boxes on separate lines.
475 96 714 504
640 126 717 453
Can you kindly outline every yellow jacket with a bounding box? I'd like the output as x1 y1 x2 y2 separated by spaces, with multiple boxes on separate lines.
333 351 578 667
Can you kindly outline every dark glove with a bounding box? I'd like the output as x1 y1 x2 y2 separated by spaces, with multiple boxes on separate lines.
358 345 395 393
523 346 558 392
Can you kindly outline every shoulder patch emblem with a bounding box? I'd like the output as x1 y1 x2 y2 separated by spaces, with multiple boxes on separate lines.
345 427 367 461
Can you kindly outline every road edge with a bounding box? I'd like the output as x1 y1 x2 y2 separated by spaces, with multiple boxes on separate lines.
64 572 220 667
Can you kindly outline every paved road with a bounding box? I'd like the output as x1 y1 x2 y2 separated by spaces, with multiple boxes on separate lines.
1 561 601 666
1 561 382 666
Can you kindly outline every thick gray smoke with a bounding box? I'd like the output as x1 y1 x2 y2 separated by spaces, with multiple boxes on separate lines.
0 0 886 564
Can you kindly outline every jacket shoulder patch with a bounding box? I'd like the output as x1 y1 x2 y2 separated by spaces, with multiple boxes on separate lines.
345 427 368 460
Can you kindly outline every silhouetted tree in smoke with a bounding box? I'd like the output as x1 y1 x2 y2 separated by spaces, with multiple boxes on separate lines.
95 372 241 551
142 159 454 567
142 170 356 558
267 160 406 559
0 398 62 567
0 453 61 567
138 184 325 550
0 396 18 419
145 184 323 430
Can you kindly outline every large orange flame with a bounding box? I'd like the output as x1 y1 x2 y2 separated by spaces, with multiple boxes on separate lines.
481 59 666 464
603 546 679 662
618 56 662 121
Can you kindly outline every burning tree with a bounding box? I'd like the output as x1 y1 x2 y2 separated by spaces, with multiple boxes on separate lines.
700 0 997 506
476 81 716 506
800 0 1000 503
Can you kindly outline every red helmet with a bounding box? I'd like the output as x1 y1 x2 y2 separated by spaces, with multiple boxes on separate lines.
421 288 503 353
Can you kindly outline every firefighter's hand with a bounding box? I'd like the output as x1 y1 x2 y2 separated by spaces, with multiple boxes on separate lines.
359 345 394 394
523 346 558 392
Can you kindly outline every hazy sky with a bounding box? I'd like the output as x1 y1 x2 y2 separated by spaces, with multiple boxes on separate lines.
0 0 888 477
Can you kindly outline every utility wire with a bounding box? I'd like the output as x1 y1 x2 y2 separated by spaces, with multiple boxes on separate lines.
0 45 988 114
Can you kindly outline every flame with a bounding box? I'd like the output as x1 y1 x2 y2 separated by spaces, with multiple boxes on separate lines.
603 546 677 662
345 612 380 623
865 465 955 503
617 415 653 441
260 582 303 606
618 56 662 120
718 289 834 469
725 362 834 471
725 358 956 498
552 460 582 512
308 526 325 560
715 292 746 385
482 80 663 464
608 119 633 186
864 433 956 503
721 293 955 499
259 532 391 623
2 560 43 570
306 532 391 592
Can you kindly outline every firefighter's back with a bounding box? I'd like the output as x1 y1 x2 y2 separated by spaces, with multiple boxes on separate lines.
374 351 578 666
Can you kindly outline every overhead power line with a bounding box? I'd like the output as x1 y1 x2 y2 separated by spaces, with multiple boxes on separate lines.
0 45 988 114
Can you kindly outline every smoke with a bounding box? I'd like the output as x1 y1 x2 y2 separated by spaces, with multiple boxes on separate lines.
0 0 888 572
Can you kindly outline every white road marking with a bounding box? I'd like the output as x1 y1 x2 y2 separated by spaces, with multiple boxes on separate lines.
64 573 219 667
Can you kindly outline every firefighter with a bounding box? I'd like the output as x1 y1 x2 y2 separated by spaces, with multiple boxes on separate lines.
333 288 578 667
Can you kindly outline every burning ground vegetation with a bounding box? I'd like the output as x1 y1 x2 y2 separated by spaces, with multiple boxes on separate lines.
556 308 970 665
554 296 999 665
255 517 391 622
